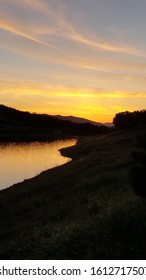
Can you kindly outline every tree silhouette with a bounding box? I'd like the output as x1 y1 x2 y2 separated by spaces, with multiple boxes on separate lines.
113 110 146 129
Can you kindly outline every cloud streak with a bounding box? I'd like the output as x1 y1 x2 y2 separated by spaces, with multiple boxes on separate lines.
1 78 146 122
65 26 146 57
1 32 146 79
1 0 146 58
1 0 146 121
0 15 57 48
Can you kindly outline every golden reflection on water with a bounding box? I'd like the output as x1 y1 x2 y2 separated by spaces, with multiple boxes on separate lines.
0 139 77 190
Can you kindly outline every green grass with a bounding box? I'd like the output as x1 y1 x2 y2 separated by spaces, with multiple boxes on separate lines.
0 128 146 259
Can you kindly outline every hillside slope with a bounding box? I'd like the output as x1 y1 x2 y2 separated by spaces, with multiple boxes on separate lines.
0 129 145 259
0 104 107 140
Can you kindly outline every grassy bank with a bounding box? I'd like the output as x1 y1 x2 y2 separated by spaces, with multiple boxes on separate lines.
0 129 146 259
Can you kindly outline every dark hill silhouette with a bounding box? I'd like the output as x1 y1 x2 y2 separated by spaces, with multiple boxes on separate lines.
0 104 107 140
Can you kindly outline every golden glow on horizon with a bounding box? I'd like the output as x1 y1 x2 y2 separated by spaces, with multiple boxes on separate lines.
0 0 146 122
1 81 146 123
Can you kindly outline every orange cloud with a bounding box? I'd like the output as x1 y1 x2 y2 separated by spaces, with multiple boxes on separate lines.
1 79 146 122
0 20 56 48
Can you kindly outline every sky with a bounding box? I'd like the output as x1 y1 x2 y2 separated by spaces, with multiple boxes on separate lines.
0 0 146 122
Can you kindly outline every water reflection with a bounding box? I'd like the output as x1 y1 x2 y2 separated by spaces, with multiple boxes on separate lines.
0 139 77 190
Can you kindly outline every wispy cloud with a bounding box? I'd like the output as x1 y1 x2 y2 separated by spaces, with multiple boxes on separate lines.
1 0 53 17
65 27 145 57
1 79 146 99
1 79 146 122
1 32 146 78
1 0 146 121
0 21 54 47
0 18 58 49
0 0 59 47
1 0 146 58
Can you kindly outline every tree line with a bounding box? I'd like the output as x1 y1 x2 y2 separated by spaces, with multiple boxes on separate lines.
113 110 146 128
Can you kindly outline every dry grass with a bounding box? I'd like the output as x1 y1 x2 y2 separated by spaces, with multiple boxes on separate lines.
0 129 146 259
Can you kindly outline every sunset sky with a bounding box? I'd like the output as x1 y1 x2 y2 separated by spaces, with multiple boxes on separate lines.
0 0 146 122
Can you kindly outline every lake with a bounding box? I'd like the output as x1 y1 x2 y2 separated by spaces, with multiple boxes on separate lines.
0 139 77 190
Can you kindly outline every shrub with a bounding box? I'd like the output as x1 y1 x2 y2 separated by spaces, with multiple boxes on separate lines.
130 132 146 197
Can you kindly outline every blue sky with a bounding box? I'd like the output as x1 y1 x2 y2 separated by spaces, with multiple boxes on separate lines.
0 0 146 122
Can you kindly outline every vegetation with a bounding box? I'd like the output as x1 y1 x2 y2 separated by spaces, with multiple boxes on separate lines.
0 105 107 141
130 132 146 196
113 109 146 128
0 128 146 259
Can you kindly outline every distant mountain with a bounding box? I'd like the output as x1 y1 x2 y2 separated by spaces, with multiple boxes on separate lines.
104 122 114 127
54 115 102 126
0 104 109 140
55 115 113 127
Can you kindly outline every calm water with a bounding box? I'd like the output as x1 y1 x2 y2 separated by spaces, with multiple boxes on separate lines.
0 139 77 190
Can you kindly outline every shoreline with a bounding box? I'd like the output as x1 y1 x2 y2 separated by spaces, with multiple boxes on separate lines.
0 130 146 259
0 137 78 193
0 132 77 143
